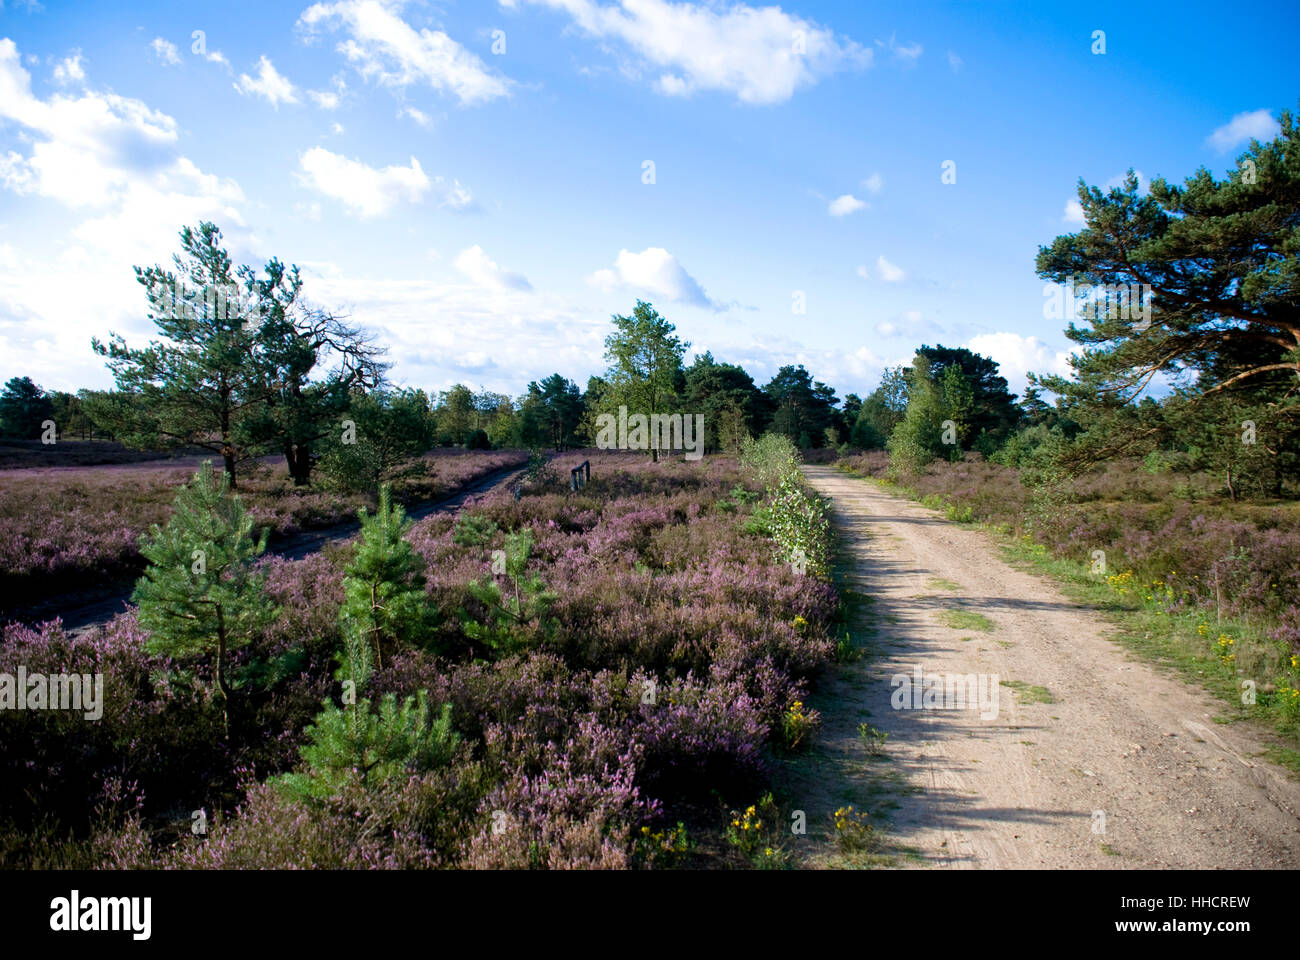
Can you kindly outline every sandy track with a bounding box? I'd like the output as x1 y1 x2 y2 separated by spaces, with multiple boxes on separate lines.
802 465 1300 869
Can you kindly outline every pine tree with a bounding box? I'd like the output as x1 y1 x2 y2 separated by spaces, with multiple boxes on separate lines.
133 461 274 732
459 528 556 657
339 484 435 673
281 690 459 800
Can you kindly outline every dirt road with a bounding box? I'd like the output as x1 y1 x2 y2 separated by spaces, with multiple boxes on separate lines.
800 465 1300 869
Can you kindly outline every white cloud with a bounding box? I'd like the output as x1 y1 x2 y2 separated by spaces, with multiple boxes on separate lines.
296 147 431 217
874 321 896 337
453 244 532 291
331 121 345 134
876 255 905 283
309 89 340 109
861 172 882 194
151 38 181 66
298 0 510 105
52 51 85 85
876 32 920 63
398 105 431 126
1063 198 1085 225
947 50 962 72
829 193 865 217
1206 108 1278 153
586 246 719 309
964 332 1074 396
0 38 255 390
855 264 871 280
205 50 231 70
507 0 870 104
891 39 922 62
234 56 299 106
297 267 605 396
0 39 205 211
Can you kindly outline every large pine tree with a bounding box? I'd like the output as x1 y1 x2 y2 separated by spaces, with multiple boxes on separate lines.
1034 105 1300 467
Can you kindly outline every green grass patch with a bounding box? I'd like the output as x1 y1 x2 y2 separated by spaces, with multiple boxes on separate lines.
1000 680 1056 704
926 577 961 592
936 608 994 632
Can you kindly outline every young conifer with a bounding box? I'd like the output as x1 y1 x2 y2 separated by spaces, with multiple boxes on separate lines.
133 461 274 732
339 484 435 673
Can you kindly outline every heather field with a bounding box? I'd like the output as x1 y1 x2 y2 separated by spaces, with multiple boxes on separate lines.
0 447 528 617
3 3 1299 921
0 451 841 869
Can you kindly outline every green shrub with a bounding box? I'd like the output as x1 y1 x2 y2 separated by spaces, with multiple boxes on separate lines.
279 690 458 801
458 528 556 657
339 484 436 676
739 433 800 493
133 461 276 732
767 471 831 579
452 512 499 547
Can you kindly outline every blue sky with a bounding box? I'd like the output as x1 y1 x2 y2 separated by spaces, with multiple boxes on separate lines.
1 0 1296 403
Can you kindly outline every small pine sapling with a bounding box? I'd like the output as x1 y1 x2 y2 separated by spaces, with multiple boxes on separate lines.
459 528 557 657
133 461 275 733
280 690 459 800
339 484 436 671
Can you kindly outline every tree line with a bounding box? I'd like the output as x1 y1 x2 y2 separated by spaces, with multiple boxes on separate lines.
6 104 1297 502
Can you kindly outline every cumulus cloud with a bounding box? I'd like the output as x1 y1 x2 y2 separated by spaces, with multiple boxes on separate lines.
1063 198 1085 225
309 90 340 108
298 266 606 395
52 51 85 85
0 38 253 389
296 146 432 216
1206 108 1278 153
586 246 720 309
151 38 181 66
298 0 510 105
505 0 870 104
0 39 232 212
234 56 299 106
828 193 865 217
964 332 1074 396
861 172 882 194
453 244 532 291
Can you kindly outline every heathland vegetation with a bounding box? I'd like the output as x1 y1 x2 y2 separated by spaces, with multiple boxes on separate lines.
1 108 1298 865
